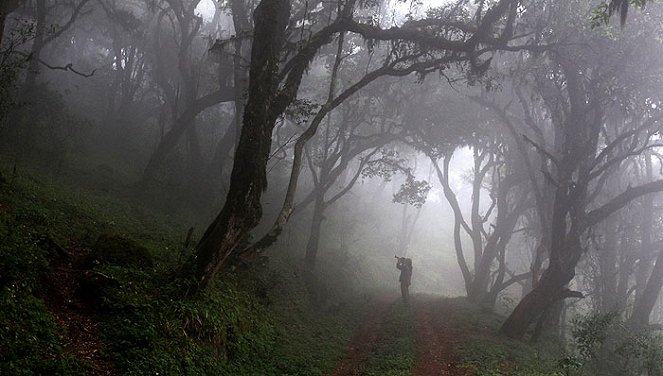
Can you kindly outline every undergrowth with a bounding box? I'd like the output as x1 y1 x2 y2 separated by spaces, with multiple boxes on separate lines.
0 176 88 374
445 298 562 376
5 166 660 376
363 302 416 376
0 167 369 375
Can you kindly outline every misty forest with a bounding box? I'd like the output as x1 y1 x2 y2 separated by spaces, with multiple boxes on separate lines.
3 0 663 374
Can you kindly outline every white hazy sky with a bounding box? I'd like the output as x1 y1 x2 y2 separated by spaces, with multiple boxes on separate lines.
195 0 216 21
195 0 452 23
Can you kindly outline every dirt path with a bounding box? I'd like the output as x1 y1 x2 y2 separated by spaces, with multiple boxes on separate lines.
330 295 395 376
330 294 470 376
42 241 116 375
412 296 470 376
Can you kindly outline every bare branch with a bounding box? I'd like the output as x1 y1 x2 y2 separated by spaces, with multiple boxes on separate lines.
522 134 559 168
12 50 95 77
585 179 663 229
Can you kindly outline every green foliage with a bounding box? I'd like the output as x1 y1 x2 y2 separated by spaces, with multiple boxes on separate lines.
571 312 619 359
444 299 561 376
285 98 321 125
0 171 275 374
225 260 369 376
0 185 88 375
458 335 561 376
452 306 663 376
362 150 408 181
0 289 87 376
0 165 379 375
563 312 663 376
393 174 431 208
0 215 49 293
76 255 276 375
591 0 652 28
3 84 91 168
91 233 154 267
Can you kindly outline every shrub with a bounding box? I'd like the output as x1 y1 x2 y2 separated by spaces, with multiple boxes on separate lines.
564 312 663 376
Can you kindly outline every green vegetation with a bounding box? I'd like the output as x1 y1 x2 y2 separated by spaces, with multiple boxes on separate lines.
2 166 661 376
445 299 663 376
0 174 88 374
363 303 416 376
562 313 663 376
0 167 369 375
445 298 562 376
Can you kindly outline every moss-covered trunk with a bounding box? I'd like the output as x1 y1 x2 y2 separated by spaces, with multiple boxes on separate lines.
189 0 291 292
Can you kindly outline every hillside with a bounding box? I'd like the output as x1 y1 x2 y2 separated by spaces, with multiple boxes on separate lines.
0 168 653 376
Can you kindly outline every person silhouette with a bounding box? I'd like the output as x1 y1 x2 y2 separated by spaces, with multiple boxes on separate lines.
395 256 413 304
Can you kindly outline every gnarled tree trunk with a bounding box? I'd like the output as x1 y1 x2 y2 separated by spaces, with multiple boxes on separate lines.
189 0 291 292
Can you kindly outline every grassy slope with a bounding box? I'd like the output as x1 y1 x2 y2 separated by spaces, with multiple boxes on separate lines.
0 166 577 376
442 298 563 376
0 168 369 375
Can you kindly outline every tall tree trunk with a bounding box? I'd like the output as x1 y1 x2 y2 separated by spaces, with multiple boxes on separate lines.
186 121 204 183
630 247 663 327
205 117 237 184
230 0 251 149
500 162 583 338
13 0 45 158
598 214 619 313
189 0 291 292
24 0 45 90
616 229 634 313
430 155 473 294
499 256 582 338
304 192 326 269
634 156 654 304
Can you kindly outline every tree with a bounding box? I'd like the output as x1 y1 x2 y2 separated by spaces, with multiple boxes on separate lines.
141 0 239 184
0 0 22 45
187 0 527 292
300 96 402 270
499 2 663 338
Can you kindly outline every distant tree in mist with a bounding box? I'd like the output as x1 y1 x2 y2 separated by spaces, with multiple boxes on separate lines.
400 85 532 308
187 0 530 293
299 88 405 270
497 0 663 339
140 0 242 185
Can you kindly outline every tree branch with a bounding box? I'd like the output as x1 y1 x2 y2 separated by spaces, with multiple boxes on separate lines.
585 179 663 229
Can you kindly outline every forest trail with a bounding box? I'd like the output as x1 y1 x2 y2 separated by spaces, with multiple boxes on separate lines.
330 295 395 376
43 241 116 376
411 296 471 376
331 294 470 376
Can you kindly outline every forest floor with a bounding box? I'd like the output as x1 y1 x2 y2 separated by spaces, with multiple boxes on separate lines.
0 164 564 376
42 244 117 376
331 294 472 376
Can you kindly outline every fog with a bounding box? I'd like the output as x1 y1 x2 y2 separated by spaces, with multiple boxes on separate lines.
3 0 663 358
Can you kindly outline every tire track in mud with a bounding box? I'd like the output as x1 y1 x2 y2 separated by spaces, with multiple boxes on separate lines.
329 295 394 376
330 294 471 376
412 296 471 376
